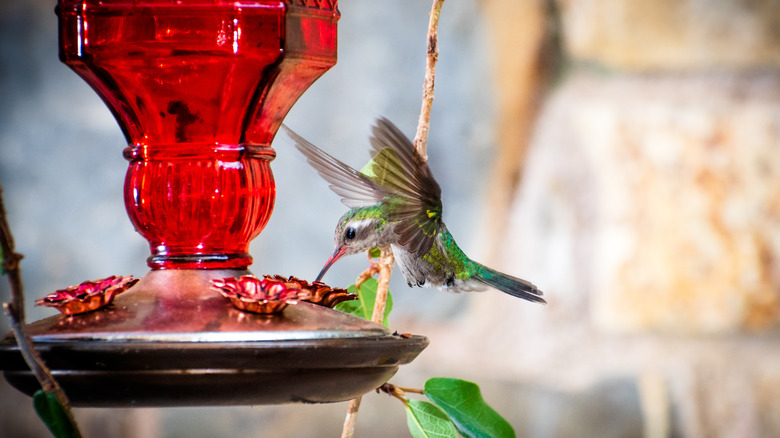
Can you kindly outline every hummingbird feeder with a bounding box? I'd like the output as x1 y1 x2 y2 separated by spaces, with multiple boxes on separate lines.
0 0 427 406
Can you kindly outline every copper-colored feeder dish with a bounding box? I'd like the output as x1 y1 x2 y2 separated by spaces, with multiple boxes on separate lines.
0 270 428 407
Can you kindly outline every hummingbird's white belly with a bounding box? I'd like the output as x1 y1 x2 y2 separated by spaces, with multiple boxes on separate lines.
391 244 485 293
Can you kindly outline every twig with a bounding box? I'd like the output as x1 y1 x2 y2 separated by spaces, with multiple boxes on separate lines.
377 383 410 404
378 382 424 398
341 397 362 438
370 247 394 325
340 247 394 438
354 253 380 290
341 1 444 435
0 186 81 436
412 0 445 162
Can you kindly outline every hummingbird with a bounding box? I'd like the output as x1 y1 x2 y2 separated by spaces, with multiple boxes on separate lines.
283 118 545 304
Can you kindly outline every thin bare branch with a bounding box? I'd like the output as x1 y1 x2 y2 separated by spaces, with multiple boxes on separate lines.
412 0 445 162
340 246 394 438
341 397 362 438
341 1 444 435
370 247 394 325
0 186 81 436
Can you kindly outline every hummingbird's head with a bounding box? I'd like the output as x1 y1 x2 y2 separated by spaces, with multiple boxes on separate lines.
315 208 392 281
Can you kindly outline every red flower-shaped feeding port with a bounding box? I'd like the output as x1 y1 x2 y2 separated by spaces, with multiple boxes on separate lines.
35 275 139 315
212 275 357 315
211 275 301 315
268 275 356 308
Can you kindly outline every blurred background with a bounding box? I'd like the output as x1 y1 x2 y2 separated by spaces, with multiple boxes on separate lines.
2 0 780 436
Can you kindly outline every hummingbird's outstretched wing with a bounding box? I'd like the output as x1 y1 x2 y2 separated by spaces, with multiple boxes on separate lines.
282 125 386 208
367 118 443 257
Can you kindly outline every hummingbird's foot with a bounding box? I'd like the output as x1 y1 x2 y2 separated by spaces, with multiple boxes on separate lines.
445 274 455 287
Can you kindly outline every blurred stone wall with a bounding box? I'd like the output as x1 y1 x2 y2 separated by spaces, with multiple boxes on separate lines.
0 0 501 437
2 0 780 437
445 0 780 437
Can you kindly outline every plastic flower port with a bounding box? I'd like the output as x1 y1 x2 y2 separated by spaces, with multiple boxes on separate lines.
212 275 301 315
268 275 356 308
35 275 139 315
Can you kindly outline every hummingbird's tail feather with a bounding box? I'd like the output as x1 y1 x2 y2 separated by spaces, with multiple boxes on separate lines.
473 264 546 304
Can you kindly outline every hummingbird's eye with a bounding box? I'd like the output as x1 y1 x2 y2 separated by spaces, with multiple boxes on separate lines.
344 226 356 241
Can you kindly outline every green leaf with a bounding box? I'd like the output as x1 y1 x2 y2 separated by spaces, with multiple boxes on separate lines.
368 247 382 259
334 277 393 327
33 390 80 438
359 148 401 183
424 378 515 438
405 399 459 438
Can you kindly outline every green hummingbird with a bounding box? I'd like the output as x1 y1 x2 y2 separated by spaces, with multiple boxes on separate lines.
283 118 545 304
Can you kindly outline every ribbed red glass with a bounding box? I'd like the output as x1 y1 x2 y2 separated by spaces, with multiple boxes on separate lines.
57 0 339 269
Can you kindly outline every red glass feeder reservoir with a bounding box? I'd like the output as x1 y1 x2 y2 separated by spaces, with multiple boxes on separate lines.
58 0 338 269
0 0 429 407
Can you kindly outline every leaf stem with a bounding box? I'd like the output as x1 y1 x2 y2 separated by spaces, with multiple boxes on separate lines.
0 186 82 437
378 383 410 405
379 382 425 399
396 385 425 395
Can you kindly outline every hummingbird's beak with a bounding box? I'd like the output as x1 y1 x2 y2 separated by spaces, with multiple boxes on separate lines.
316 246 347 282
